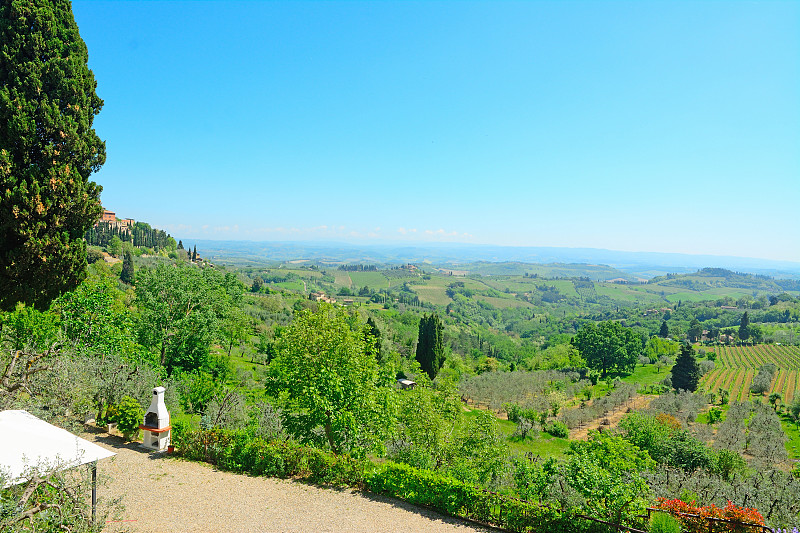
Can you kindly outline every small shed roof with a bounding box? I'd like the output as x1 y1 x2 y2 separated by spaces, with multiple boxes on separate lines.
0 410 115 487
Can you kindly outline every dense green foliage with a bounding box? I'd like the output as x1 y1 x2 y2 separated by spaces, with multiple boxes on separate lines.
135 263 243 373
3 254 800 530
85 220 176 251
572 321 642 377
0 0 105 311
267 304 396 457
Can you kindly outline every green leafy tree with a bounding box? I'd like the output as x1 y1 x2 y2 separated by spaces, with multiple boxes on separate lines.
267 304 396 457
416 313 445 380
659 320 670 338
389 384 461 471
565 431 654 526
220 305 249 356
448 409 508 487
671 343 701 392
365 316 382 358
54 274 139 356
0 303 58 351
135 264 230 374
687 319 702 343
107 235 123 257
572 321 641 377
645 336 680 363
112 395 143 440
0 0 105 311
250 276 263 293
120 250 134 284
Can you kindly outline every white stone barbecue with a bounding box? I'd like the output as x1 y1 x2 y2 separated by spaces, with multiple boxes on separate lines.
139 386 171 451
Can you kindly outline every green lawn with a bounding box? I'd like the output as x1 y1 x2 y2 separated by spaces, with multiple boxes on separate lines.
276 280 304 291
465 408 570 459
475 294 532 309
413 285 452 306
620 364 669 390
780 414 800 460
348 271 391 289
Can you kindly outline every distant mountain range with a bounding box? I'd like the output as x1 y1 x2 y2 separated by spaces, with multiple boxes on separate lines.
191 240 800 280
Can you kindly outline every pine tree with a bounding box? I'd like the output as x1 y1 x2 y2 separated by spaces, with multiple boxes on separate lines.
416 313 444 380
671 343 701 392
0 0 106 310
120 250 134 284
177 240 184 250
659 320 669 338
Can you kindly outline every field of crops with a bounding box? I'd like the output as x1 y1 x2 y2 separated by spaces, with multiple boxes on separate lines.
700 344 800 402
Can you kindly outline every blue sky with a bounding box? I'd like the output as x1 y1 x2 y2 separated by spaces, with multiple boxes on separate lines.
72 1 799 262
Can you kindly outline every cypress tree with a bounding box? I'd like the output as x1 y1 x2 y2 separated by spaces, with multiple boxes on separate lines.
659 320 670 338
416 313 445 380
739 312 751 343
192 245 197 262
177 239 184 250
0 0 106 310
671 343 701 392
120 250 134 284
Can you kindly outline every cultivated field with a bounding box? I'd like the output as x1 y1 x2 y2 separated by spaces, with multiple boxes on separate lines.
700 344 800 402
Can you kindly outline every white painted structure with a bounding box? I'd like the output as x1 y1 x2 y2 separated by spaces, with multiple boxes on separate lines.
0 410 115 522
139 386 171 451
0 410 115 487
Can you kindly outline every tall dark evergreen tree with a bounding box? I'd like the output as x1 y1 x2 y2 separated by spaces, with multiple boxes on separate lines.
120 250 134 284
739 311 751 343
671 343 701 392
177 240 184 250
416 313 444 380
659 320 670 338
0 0 105 310
192 245 197 262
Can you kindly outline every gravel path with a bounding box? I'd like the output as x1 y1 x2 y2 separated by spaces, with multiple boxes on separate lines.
84 430 498 533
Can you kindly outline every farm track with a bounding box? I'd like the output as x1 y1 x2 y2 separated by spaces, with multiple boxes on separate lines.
774 369 787 400
785 371 796 403
739 370 754 402
569 394 654 441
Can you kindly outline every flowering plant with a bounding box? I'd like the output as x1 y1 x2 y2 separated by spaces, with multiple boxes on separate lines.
654 498 764 532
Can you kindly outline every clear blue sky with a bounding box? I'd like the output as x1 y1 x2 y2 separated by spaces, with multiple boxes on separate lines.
72 1 799 262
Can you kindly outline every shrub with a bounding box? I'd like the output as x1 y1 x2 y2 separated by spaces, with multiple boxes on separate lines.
113 395 143 439
649 511 683 533
545 420 569 438
366 462 585 533
172 426 365 487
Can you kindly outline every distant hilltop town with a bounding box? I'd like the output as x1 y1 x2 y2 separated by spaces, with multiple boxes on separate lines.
99 208 134 228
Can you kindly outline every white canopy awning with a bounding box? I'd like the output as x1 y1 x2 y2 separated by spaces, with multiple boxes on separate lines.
0 410 116 487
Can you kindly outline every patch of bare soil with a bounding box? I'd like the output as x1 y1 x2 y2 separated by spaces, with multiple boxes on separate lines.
568 394 656 441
